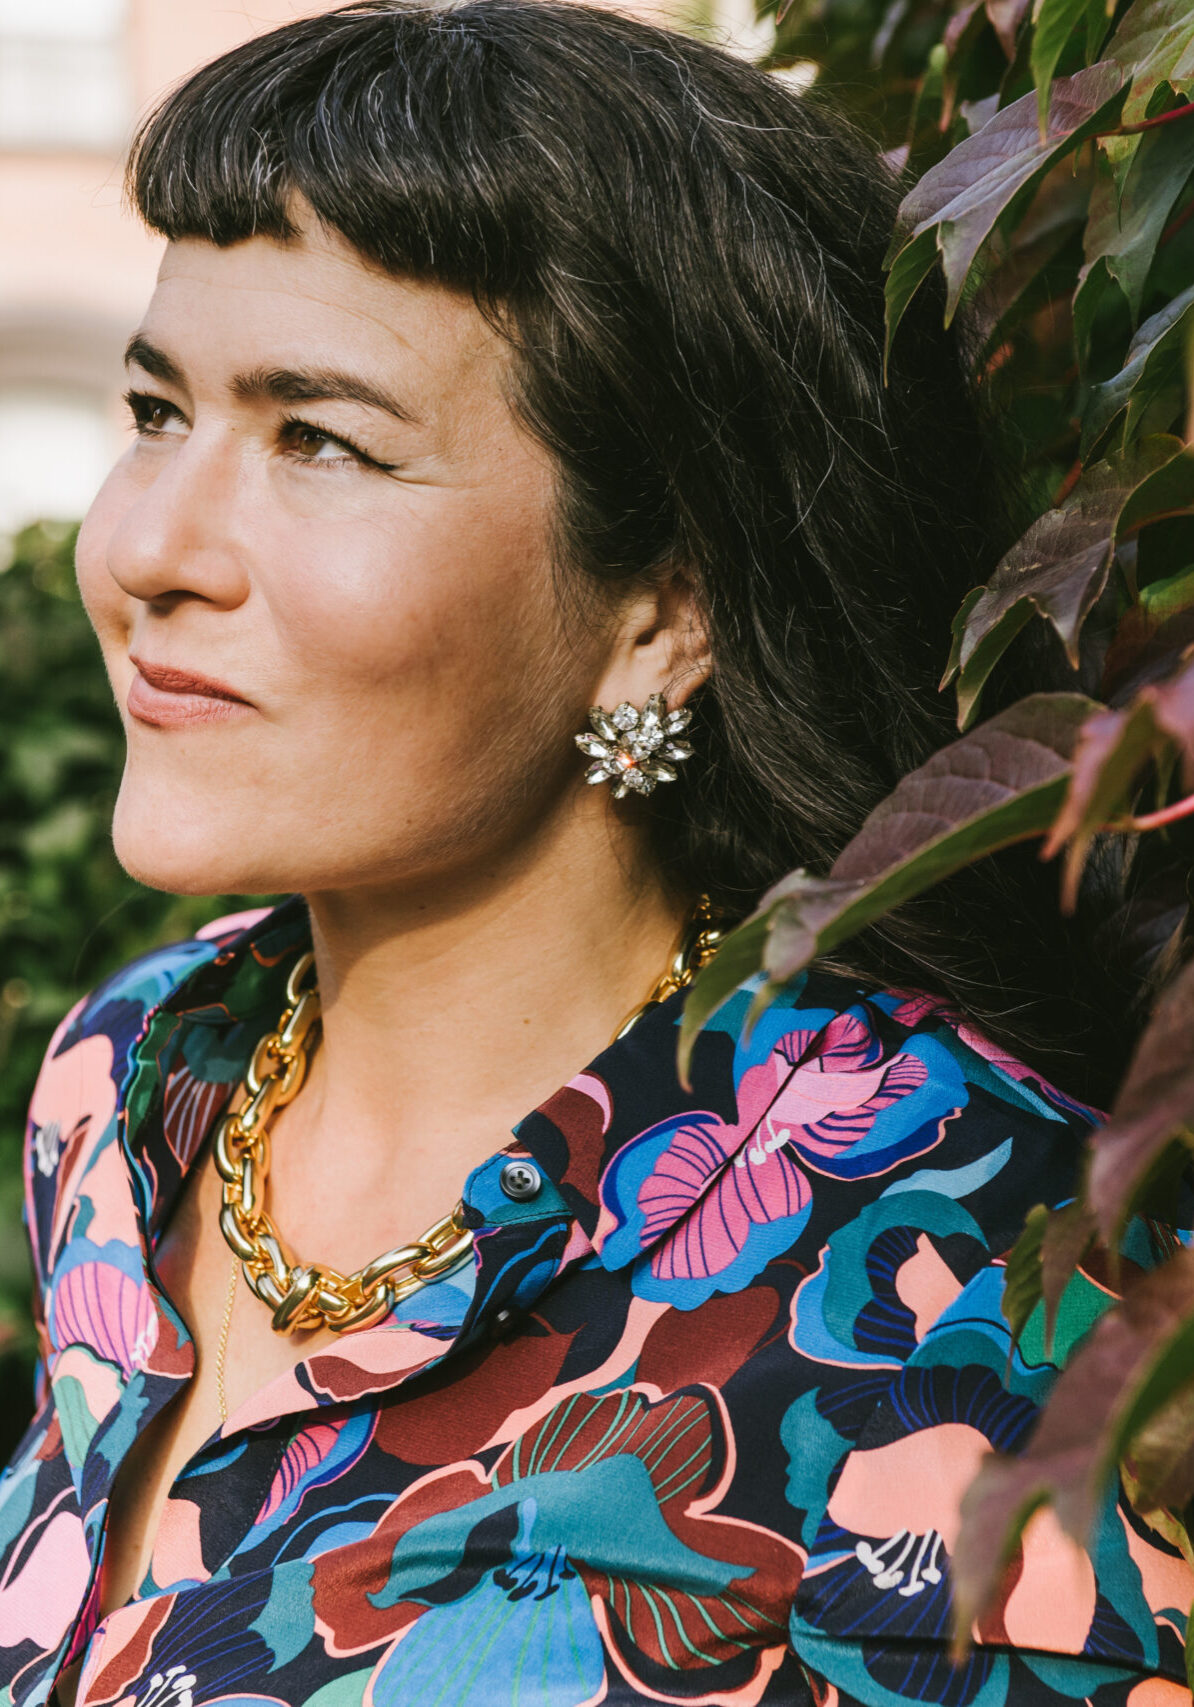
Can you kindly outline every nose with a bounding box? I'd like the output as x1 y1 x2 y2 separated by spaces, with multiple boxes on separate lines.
103 427 251 611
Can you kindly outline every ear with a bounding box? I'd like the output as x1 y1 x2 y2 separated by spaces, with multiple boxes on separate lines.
591 566 711 711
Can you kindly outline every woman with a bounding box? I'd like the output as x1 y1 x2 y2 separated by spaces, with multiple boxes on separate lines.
1 2 1188 1703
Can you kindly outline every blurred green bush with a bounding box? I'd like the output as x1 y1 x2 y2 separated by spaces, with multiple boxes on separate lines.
0 520 271 1452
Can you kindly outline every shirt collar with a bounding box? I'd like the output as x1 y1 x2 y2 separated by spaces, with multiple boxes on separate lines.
131 895 737 1259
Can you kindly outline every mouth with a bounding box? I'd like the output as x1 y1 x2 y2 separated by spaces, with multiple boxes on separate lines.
127 657 253 729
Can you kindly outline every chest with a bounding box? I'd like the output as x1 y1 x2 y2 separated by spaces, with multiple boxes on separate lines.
78 1267 809 1707
98 1157 355 1615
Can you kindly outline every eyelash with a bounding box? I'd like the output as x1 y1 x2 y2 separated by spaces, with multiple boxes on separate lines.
122 390 397 473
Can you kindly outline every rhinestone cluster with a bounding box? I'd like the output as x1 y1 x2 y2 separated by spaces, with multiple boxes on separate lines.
575 693 694 798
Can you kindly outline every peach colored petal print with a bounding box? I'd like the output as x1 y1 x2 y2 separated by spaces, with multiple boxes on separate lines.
31 1032 120 1257
195 907 273 940
894 1235 963 1343
51 1344 122 1437
75 1592 176 1707
0 1509 91 1649
74 1140 142 1249
827 1422 989 1553
999 1505 1096 1654
150 1497 207 1593
1127 1682 1193 1705
1124 1513 1194 1626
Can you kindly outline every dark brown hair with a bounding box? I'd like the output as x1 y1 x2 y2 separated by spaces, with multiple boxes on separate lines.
128 0 1129 1101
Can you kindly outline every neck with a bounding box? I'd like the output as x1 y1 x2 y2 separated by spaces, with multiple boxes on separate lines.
289 808 691 1199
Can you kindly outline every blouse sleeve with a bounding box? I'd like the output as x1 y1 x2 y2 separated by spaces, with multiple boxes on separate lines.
784 1015 1194 1705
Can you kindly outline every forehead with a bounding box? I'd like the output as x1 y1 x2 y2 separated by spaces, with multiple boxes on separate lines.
146 223 507 398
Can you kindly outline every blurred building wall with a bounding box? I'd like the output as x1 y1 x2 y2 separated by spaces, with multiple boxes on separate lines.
1 0 738 537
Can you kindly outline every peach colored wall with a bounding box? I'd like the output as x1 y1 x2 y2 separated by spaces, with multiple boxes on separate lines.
0 0 704 527
2 0 692 344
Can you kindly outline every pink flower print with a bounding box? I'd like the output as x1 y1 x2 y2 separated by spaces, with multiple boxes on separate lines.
0 1506 92 1651
642 1115 812 1288
49 1260 158 1377
161 1065 234 1172
599 1009 962 1306
887 989 1099 1122
253 1411 374 1537
766 1014 929 1176
27 1031 119 1268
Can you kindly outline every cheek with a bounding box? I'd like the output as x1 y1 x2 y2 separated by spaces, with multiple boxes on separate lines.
272 498 565 724
74 475 132 643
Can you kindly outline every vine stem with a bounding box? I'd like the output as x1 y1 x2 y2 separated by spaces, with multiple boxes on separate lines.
1107 791 1194 834
1096 102 1194 139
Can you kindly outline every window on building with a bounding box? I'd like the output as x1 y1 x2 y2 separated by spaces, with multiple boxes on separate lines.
0 0 128 152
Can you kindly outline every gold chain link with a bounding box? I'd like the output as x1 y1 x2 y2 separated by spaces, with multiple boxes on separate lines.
214 897 722 1337
214 950 473 1336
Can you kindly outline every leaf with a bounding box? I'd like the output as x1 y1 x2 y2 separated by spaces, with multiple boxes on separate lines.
1080 124 1194 324
679 695 1098 1074
1044 648 1194 901
883 226 939 371
1124 1372 1194 1511
891 61 1124 323
1105 0 1194 125
987 0 1031 58
1049 698 1169 904
1002 1203 1050 1346
999 1199 1098 1357
1041 1199 1098 1354
1082 283 1194 454
1031 0 1096 136
760 692 1094 979
1117 441 1194 536
1102 563 1194 699
943 438 1185 727
940 589 1038 731
676 911 769 1085
953 1248 1194 1638
1084 953 1194 1243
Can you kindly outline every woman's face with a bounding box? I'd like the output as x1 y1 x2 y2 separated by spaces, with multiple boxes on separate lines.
78 220 617 897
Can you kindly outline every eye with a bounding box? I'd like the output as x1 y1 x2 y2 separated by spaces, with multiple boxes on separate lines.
125 390 186 436
278 417 392 470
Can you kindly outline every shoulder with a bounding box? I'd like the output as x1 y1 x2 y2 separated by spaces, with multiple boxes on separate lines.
26 905 271 1132
583 964 1097 1310
20 905 276 1287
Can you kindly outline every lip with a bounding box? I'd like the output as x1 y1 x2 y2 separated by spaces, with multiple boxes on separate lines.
127 657 253 729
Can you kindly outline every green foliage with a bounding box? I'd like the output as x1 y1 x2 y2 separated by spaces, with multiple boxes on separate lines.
0 522 270 1439
692 0 1194 1652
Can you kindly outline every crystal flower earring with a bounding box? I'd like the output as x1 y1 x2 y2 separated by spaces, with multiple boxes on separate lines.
575 693 694 798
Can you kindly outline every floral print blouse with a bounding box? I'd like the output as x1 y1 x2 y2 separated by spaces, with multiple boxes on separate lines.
1 896 1190 1707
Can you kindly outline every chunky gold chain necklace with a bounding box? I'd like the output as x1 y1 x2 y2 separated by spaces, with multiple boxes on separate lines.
213 897 721 1338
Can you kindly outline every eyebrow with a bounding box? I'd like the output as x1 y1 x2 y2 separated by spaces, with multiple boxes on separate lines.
123 335 422 426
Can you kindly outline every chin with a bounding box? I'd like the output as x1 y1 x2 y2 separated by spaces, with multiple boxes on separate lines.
111 786 281 898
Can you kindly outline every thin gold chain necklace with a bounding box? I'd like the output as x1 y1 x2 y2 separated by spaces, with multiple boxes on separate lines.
212 897 721 1351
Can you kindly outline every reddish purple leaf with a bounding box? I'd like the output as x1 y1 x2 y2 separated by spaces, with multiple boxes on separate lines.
1085 955 1194 1242
1045 650 1194 904
943 437 1186 730
985 0 1030 58
954 1250 1194 1640
1041 1200 1099 1355
758 694 1095 985
1125 1383 1194 1513
894 61 1123 321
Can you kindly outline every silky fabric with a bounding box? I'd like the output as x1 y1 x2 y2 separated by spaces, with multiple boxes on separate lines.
1 897 1189 1707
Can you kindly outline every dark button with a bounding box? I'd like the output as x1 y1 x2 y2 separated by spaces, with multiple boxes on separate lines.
499 1160 542 1201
